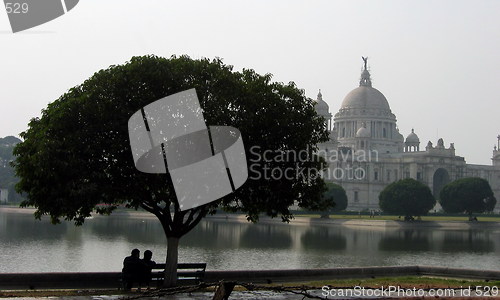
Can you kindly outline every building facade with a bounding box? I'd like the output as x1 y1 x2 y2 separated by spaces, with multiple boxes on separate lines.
315 60 500 213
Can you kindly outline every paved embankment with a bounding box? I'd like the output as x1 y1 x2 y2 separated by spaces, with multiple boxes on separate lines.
1 266 499 290
207 214 500 229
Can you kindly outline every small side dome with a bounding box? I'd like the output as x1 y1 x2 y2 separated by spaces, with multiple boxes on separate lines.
314 89 330 116
406 129 420 143
315 90 329 109
356 126 371 138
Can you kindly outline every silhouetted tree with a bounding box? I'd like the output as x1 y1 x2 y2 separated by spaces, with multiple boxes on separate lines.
379 178 435 220
13 55 329 286
439 177 496 220
315 182 347 218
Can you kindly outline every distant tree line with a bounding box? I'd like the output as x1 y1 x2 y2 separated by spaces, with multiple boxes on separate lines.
377 177 497 221
439 177 496 220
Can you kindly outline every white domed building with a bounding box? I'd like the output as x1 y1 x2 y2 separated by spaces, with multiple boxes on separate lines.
315 58 500 212
334 64 404 154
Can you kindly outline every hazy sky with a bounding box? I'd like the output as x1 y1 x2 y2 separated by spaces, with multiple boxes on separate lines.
0 0 499 164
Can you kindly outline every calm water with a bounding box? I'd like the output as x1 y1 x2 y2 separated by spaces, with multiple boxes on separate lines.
1 208 499 273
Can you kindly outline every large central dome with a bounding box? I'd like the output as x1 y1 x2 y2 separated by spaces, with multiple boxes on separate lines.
339 67 391 111
333 57 404 154
341 85 391 110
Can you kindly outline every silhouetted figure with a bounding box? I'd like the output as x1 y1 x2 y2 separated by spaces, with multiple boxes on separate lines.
141 250 157 288
122 248 142 291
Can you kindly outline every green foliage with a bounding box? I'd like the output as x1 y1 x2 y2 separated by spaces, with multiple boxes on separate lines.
13 55 329 227
485 196 497 212
313 182 348 213
379 178 435 218
439 177 496 215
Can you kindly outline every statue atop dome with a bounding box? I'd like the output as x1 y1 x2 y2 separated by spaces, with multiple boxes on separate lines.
359 57 372 87
362 56 368 70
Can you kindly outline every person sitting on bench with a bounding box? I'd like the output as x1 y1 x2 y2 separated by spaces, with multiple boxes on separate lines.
122 248 142 291
140 250 156 288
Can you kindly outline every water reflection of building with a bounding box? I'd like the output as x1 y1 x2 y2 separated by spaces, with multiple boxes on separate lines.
0 188 8 203
315 59 500 212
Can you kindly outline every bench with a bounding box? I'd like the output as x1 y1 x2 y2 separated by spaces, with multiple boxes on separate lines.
150 263 207 286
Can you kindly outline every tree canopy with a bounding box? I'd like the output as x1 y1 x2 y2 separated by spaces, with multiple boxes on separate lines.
379 178 436 220
439 177 496 219
315 182 347 217
13 55 329 286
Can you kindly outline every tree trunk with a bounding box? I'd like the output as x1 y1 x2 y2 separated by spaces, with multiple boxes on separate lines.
164 236 179 287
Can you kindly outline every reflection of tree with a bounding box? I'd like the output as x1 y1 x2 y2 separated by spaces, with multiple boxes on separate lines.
1 213 67 242
300 226 346 251
0 136 24 203
88 215 166 244
440 230 495 253
182 220 242 249
238 223 293 249
378 229 430 251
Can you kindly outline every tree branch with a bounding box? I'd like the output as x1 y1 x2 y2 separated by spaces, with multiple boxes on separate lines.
181 207 209 236
184 207 198 225
139 192 164 218
139 202 161 218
